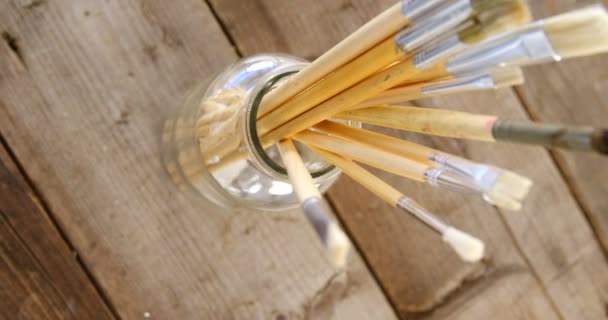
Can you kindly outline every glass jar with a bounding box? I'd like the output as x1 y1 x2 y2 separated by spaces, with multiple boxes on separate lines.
162 54 352 211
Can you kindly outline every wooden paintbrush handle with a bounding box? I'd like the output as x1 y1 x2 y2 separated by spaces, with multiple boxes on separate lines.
277 139 321 201
294 130 428 181
257 36 404 136
313 121 433 163
257 2 410 117
354 83 425 108
263 59 445 145
336 105 497 141
311 147 403 205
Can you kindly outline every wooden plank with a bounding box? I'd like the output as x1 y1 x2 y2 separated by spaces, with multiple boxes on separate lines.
514 0 608 253
416 90 608 320
0 142 115 319
207 0 391 61
328 164 561 320
210 0 608 318
0 0 396 319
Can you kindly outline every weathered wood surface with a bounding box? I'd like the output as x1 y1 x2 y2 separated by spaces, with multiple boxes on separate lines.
2 0 607 319
0 0 396 319
209 0 608 319
0 142 115 319
516 0 608 252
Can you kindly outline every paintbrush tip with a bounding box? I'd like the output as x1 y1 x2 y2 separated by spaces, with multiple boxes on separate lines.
544 6 608 59
442 227 485 262
485 171 533 211
326 222 351 269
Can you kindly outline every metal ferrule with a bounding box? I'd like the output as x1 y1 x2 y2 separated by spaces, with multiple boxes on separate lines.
301 197 332 243
397 197 449 234
396 0 473 52
414 35 468 69
401 0 450 20
424 167 481 194
446 28 561 75
429 153 503 193
492 120 597 152
420 71 495 96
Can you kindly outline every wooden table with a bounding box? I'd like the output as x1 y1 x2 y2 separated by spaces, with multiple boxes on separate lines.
1 1 606 319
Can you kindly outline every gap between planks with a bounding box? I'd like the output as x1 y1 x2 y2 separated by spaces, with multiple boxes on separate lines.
204 0 244 57
324 194 402 315
511 87 608 258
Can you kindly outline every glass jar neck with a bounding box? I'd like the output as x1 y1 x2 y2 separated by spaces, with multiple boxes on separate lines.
242 64 338 182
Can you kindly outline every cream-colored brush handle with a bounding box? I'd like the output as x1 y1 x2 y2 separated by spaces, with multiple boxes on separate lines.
336 105 497 141
313 121 433 163
355 83 425 108
257 37 404 136
263 59 448 145
276 139 321 202
257 2 409 118
311 147 403 205
294 130 428 181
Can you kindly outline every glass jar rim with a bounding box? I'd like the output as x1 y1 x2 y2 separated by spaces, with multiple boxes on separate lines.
247 70 336 179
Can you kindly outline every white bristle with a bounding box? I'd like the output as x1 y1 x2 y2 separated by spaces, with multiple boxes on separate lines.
497 171 533 200
484 191 522 211
442 227 485 262
491 67 524 88
544 6 608 59
485 171 533 211
326 222 351 269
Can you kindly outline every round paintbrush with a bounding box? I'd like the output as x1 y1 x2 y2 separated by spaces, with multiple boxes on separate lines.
311 147 485 262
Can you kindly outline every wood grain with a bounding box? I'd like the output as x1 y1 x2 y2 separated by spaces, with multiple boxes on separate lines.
416 90 608 320
210 0 608 318
0 142 115 319
515 0 608 253
0 0 396 318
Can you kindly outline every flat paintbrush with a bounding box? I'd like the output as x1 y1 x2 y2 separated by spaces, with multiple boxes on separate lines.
263 4 529 145
296 128 531 210
212 5 608 173
314 121 532 210
311 147 485 262
256 0 528 136
403 5 608 85
354 67 523 109
448 5 608 72
256 0 448 118
276 139 350 268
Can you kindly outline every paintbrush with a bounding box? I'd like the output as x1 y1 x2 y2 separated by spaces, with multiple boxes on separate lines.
311 147 485 262
256 0 449 119
276 139 350 268
260 2 530 145
296 128 531 210
256 0 527 134
353 67 523 108
335 105 608 155
380 5 608 89
410 5 608 83
313 121 532 210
